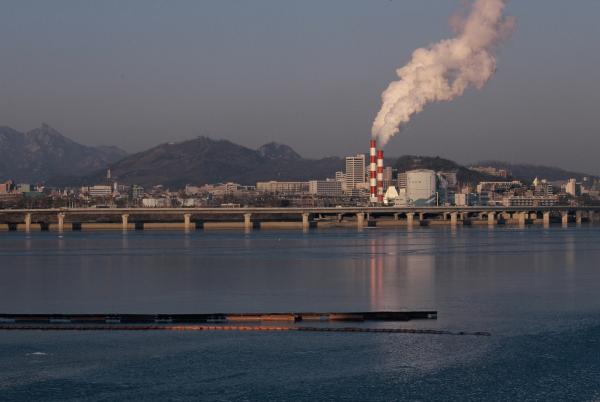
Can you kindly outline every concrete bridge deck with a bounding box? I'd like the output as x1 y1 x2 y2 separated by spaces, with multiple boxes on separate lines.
0 206 598 231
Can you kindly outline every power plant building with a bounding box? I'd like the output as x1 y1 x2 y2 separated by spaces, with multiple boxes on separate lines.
406 169 437 206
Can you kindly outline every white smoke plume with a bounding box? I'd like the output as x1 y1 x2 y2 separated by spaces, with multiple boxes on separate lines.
371 0 515 147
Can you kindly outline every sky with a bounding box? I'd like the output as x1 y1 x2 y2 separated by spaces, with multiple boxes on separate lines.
1 0 599 173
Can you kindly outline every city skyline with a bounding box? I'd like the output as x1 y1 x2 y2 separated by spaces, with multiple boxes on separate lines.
1 1 599 174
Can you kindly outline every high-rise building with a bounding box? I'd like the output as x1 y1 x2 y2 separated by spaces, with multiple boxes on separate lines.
344 154 366 192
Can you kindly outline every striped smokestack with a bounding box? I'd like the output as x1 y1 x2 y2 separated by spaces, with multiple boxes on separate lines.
369 140 377 203
377 150 384 203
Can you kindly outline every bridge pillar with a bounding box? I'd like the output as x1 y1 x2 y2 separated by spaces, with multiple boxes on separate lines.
393 213 399 221
121 214 129 230
57 213 66 231
450 212 457 226
244 213 253 230
406 213 414 227
487 212 495 226
561 211 569 226
184 213 192 230
517 212 526 226
589 211 596 224
24 213 31 232
575 210 583 225
356 213 365 229
543 211 551 227
302 213 310 230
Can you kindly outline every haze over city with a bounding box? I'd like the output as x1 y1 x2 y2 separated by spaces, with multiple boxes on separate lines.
1 0 599 174
3 2 600 401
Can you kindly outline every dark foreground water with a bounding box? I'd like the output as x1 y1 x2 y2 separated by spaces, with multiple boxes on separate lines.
1 226 600 401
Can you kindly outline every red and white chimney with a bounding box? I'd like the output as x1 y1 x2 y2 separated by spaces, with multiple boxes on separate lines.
377 150 384 203
369 140 377 203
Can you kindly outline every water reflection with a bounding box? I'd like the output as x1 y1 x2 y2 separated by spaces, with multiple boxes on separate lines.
0 228 599 319
369 238 384 309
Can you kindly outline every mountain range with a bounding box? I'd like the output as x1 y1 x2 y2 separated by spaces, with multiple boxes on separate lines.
0 124 127 183
0 124 595 187
83 137 343 188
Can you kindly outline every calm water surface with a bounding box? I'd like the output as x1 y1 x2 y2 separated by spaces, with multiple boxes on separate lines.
1 226 599 401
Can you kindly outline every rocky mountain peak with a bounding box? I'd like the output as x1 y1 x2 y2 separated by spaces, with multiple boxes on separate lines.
257 142 301 160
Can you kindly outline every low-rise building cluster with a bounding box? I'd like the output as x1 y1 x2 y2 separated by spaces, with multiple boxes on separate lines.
2 143 600 209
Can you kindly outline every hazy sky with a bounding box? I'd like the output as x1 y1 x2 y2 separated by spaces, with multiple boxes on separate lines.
1 1 599 173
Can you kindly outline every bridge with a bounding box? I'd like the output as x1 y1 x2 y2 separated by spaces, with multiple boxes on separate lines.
0 206 598 231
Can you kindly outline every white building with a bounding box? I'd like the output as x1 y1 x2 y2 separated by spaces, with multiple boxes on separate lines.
406 169 437 206
181 198 203 207
88 185 112 197
142 198 170 208
502 195 559 207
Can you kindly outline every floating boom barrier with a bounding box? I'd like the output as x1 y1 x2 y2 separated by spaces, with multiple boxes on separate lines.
0 324 490 336
0 311 437 324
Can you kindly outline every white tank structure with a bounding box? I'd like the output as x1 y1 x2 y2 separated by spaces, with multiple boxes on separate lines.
383 186 399 205
406 169 437 206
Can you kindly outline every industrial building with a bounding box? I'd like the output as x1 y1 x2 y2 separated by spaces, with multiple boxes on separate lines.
406 169 437 206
